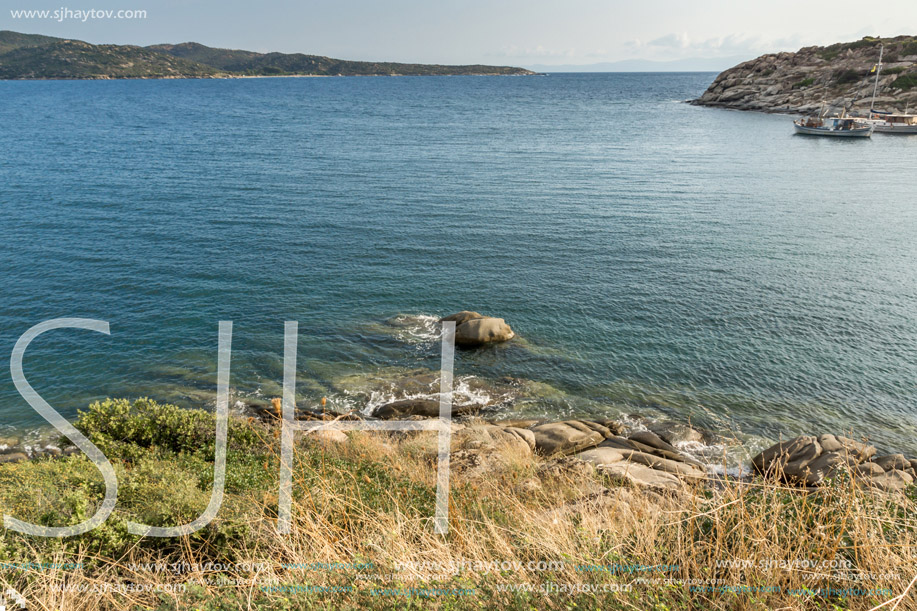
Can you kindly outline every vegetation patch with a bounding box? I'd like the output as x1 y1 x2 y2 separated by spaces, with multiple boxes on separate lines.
0 398 914 610
890 73 917 91
833 68 864 84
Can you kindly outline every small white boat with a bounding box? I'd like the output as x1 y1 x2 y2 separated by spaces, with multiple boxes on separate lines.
793 116 874 137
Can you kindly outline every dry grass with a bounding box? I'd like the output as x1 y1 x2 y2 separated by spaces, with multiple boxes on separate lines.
1 416 915 611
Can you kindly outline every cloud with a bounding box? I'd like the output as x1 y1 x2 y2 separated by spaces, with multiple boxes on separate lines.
626 33 808 59
646 32 691 49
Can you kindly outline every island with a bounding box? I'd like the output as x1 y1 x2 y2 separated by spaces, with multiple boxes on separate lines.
691 35 917 115
0 30 535 79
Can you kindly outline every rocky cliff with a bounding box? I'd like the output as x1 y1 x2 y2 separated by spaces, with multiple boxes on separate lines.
692 36 917 115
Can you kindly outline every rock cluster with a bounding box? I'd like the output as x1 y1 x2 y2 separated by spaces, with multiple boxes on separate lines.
752 434 917 493
691 36 917 114
451 418 709 493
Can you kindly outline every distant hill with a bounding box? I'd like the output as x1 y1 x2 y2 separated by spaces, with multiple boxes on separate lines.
691 35 917 114
0 31 535 79
148 41 534 77
0 38 220 79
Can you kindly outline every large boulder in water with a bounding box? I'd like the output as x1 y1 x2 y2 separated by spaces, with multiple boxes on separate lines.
441 311 485 326
441 311 515 347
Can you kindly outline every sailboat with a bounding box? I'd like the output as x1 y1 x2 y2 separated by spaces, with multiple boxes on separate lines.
864 44 917 134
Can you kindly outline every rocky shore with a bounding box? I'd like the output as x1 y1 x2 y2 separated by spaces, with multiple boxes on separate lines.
239 311 916 499
3 310 914 501
244 402 917 497
691 35 917 115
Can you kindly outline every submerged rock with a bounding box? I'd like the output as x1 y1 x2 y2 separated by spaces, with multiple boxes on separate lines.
374 398 482 419
647 422 704 446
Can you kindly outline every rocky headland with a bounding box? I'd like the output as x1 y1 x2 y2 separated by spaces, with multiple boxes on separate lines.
691 35 917 115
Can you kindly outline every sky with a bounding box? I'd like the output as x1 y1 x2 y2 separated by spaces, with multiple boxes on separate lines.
2 0 916 69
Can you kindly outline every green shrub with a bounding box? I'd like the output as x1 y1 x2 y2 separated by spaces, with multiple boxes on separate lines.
890 74 917 91
847 37 880 50
833 69 862 84
902 40 917 56
74 397 262 461
793 77 815 89
819 47 841 61
884 66 907 75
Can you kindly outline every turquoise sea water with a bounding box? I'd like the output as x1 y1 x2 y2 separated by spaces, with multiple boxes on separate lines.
1 73 915 456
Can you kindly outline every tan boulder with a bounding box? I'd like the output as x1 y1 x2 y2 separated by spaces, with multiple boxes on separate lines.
454 317 515 347
795 451 858 486
531 421 606 456
853 462 885 478
575 447 626 467
648 422 704 446
455 424 534 455
867 469 914 494
600 436 705 468
440 311 484 326
597 461 686 493
628 431 678 454
617 451 706 483
310 429 348 444
751 436 821 478
872 454 911 472
817 434 875 463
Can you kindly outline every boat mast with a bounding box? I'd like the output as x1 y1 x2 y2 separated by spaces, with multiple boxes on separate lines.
870 43 883 118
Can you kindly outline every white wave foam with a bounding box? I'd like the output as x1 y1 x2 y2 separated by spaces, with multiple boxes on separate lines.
386 314 442 345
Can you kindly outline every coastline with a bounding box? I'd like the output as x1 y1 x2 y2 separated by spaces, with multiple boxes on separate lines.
0 73 538 81
0 396 913 609
3 312 915 470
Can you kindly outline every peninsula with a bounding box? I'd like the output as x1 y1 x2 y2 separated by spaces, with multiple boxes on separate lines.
691 35 917 114
0 30 535 79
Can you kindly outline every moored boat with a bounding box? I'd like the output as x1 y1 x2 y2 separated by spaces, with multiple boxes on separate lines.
793 116 874 137
861 44 917 134
869 112 917 134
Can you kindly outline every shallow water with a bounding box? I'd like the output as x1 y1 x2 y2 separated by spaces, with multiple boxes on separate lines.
1 73 915 457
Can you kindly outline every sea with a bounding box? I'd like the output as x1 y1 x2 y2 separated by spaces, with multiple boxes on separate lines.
1 73 915 464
